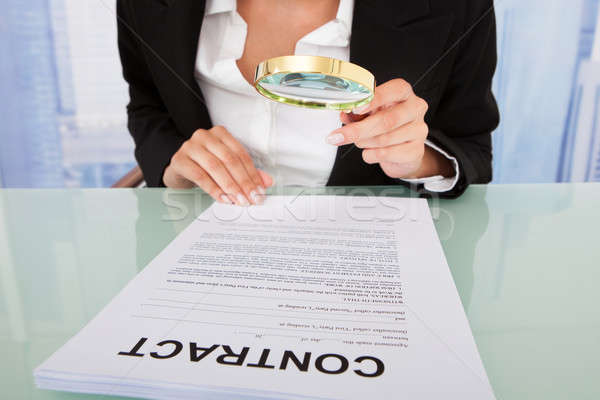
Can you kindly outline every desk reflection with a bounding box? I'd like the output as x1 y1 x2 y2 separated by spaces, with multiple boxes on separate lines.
432 186 490 311
134 189 213 271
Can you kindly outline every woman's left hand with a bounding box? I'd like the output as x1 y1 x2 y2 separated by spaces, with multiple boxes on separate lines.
326 79 451 179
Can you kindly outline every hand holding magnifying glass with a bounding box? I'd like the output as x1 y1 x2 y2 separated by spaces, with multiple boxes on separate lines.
331 79 449 180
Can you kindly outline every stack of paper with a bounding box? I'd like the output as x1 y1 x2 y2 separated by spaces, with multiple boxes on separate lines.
35 195 495 399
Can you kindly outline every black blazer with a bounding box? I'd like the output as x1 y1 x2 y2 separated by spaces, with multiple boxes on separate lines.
117 0 499 198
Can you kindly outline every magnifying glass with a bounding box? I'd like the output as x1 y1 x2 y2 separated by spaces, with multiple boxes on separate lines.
254 55 375 111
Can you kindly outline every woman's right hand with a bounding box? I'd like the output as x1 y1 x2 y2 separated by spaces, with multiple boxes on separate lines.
163 126 273 206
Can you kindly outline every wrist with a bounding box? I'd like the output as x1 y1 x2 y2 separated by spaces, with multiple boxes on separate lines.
410 145 454 179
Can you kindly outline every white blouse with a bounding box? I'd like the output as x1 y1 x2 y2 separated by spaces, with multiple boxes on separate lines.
194 0 458 191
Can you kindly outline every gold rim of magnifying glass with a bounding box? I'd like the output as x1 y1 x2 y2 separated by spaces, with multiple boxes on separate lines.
253 55 375 110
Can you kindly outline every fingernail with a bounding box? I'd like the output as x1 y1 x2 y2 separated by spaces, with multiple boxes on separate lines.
250 190 261 204
342 108 352 114
257 186 265 195
255 193 266 205
353 104 370 115
220 194 232 204
236 193 249 206
326 133 344 145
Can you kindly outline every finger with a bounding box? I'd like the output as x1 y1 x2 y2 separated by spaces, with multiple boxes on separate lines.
203 136 263 205
355 121 429 149
339 111 368 125
258 169 274 188
187 146 249 206
327 100 423 145
212 127 265 193
351 79 414 115
362 141 424 165
170 154 231 203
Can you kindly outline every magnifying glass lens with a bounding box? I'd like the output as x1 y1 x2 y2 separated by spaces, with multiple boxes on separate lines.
257 72 371 108
254 56 375 110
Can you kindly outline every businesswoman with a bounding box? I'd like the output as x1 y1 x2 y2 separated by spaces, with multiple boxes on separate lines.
117 0 499 204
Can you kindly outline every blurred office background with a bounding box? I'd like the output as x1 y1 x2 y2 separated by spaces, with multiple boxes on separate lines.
0 0 599 188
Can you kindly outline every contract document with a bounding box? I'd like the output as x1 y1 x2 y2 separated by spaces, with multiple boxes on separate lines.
35 195 495 399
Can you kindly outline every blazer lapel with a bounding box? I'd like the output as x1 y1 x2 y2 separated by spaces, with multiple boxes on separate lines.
350 0 454 89
353 0 431 28
134 0 210 137
328 0 454 186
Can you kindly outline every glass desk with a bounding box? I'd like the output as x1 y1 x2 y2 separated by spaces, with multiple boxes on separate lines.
1 184 599 400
